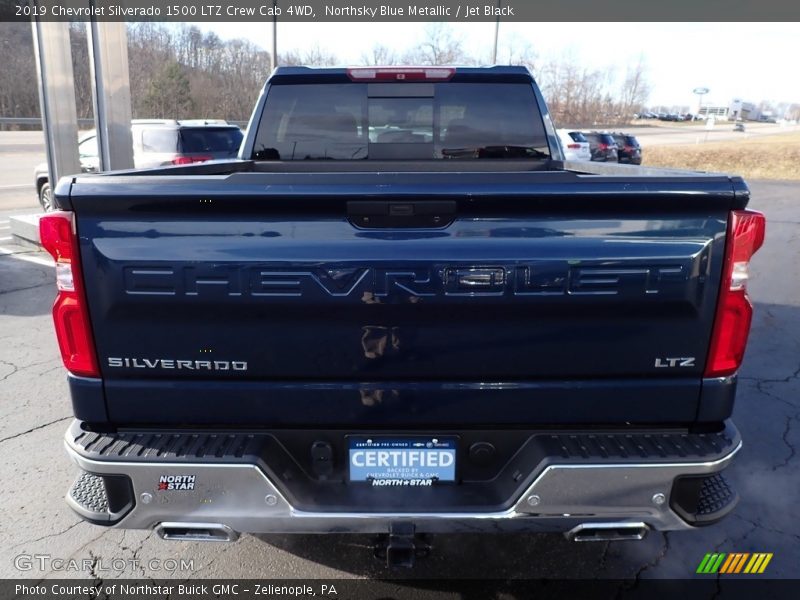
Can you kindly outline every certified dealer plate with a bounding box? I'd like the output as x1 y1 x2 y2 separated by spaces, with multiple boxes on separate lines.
348 437 457 484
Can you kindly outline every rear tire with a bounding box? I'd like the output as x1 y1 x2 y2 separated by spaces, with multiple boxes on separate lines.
39 182 55 212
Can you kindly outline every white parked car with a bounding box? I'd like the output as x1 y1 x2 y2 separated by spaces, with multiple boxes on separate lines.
556 129 592 161
33 120 243 211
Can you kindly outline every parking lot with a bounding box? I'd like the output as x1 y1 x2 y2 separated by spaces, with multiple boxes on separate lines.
625 121 800 147
0 129 798 584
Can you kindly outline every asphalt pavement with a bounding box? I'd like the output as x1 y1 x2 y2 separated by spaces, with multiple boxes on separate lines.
0 169 798 585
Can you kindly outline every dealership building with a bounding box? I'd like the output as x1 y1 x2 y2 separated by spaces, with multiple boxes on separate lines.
698 99 761 121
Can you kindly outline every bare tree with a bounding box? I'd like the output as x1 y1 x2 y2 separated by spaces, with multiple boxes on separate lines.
303 44 338 66
619 55 651 119
0 23 40 125
279 45 338 67
277 49 304 66
498 33 537 71
537 53 614 127
403 23 471 65
360 44 397 66
69 24 94 120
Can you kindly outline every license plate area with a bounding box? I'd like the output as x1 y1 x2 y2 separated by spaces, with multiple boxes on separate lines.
348 436 457 484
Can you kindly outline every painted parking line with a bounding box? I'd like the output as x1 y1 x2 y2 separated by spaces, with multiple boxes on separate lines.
1 220 15 241
0 184 31 189
0 246 53 267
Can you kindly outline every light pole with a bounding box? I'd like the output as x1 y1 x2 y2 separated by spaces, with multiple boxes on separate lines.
693 87 712 143
693 86 709 118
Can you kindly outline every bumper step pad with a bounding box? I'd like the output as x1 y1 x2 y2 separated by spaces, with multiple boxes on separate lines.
671 472 739 526
70 472 109 514
66 471 135 525
697 473 738 519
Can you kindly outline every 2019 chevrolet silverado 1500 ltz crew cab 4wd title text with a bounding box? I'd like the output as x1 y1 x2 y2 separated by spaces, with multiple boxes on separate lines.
41 66 764 565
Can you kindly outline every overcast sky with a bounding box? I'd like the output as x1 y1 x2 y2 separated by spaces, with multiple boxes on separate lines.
193 21 800 108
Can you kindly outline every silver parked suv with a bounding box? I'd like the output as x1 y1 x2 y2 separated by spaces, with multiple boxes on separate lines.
34 119 243 211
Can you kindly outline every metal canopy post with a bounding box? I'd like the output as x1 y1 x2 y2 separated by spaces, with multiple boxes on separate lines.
87 15 134 171
31 18 80 190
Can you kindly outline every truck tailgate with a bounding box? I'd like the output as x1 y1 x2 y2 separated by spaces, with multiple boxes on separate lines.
65 172 742 426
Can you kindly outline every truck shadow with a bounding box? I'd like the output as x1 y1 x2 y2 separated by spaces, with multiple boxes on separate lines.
253 531 656 579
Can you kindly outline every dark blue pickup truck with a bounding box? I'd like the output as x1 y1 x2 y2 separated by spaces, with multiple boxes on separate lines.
41 66 765 565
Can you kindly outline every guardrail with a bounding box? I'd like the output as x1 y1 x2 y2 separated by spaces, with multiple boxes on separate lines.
0 117 248 129
0 117 96 128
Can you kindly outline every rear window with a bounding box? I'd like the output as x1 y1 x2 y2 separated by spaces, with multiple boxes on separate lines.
141 129 178 153
252 82 550 160
568 131 587 143
180 128 243 153
612 135 639 147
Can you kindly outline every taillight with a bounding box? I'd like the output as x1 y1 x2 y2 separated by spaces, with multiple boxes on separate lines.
704 210 766 377
598 143 608 150
39 212 99 377
346 67 455 81
567 143 581 149
171 155 212 165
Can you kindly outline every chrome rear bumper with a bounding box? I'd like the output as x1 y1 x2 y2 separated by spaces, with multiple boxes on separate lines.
64 423 741 536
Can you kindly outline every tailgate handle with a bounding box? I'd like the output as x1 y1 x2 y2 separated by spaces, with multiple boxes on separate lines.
389 203 414 216
450 268 506 288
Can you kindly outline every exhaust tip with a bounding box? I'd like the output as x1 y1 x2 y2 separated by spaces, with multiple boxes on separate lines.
155 522 238 542
566 522 649 542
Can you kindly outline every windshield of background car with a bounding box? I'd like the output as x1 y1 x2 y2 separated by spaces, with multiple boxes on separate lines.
78 136 97 157
141 129 178 152
624 136 639 147
568 132 587 143
180 128 243 153
252 82 550 160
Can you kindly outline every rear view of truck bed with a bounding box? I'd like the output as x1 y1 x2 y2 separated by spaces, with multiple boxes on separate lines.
40 67 765 561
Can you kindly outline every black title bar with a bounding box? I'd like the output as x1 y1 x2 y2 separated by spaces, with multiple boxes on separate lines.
3 0 800 22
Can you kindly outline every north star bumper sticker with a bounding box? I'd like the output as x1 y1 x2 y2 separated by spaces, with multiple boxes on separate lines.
157 475 196 491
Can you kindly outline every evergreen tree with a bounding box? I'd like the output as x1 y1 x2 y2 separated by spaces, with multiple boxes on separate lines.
143 61 194 119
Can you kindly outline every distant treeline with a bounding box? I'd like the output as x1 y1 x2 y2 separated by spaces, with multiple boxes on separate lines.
0 21 656 130
17 23 800 130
